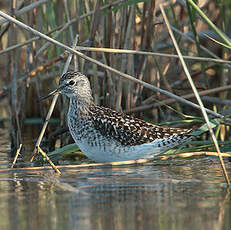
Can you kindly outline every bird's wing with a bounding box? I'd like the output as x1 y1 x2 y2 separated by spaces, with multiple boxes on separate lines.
90 106 191 146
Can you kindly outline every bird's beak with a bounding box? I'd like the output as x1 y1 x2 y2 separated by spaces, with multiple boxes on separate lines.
39 84 65 101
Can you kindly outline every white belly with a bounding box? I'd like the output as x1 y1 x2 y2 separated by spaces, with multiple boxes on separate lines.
74 137 174 162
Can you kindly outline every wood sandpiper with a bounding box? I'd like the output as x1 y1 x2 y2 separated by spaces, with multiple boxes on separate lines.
43 71 192 162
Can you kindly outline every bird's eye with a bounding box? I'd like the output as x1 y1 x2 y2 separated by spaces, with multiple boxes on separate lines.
68 80 75 85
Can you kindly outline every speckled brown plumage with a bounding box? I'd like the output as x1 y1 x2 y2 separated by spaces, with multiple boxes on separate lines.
88 105 191 146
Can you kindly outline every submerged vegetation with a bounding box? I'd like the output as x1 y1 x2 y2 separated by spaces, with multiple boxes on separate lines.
0 0 231 180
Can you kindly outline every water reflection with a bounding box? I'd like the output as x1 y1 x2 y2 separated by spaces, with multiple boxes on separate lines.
0 159 230 230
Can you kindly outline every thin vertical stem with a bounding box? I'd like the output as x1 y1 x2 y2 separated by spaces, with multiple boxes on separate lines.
31 36 79 162
160 4 230 186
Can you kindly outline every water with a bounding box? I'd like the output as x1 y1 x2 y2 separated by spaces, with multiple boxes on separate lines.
0 128 230 230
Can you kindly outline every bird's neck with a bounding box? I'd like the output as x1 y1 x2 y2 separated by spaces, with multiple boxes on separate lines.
69 97 94 119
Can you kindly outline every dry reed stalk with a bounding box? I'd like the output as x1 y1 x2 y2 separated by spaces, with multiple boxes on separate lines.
186 1 207 81
73 35 79 71
0 11 226 120
0 54 66 95
8 0 23 155
160 3 230 185
83 1 99 102
88 0 101 42
187 0 231 47
171 26 231 69
60 46 231 65
126 85 231 113
115 6 127 111
0 158 151 173
26 5 43 119
82 0 101 77
0 0 24 40
159 151 231 160
125 5 136 110
0 0 48 26
31 36 79 163
2 42 231 65
64 0 74 43
171 63 217 88
1 151 231 173
202 96 231 106
27 55 67 80
34 0 124 58
96 37 116 107
132 56 147 107
59 2 79 147
37 146 61 174
10 143 22 168
116 5 135 111
139 0 155 70
92 52 99 105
